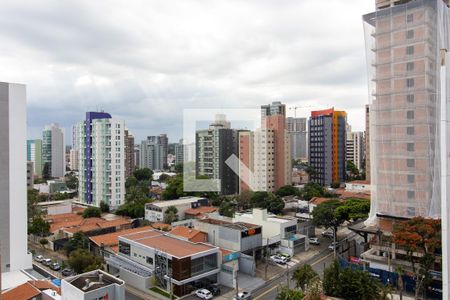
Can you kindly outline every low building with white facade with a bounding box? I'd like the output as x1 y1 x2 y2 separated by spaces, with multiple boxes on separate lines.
145 197 208 222
61 269 125 300
106 229 220 297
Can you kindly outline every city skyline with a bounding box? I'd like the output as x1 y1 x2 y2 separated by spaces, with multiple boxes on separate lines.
0 0 374 143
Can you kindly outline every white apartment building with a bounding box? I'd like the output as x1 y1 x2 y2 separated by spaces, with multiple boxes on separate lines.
43 123 65 178
75 112 126 208
0 82 32 281
145 197 208 222
346 131 365 171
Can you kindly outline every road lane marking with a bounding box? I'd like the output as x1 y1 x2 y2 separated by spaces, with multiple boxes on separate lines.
254 252 333 300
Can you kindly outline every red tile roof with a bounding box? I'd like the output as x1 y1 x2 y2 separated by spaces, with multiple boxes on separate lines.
2 283 41 300
151 222 172 230
90 226 154 247
185 206 218 216
309 197 334 205
170 226 208 242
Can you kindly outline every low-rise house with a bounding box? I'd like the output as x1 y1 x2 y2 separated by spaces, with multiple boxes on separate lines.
61 269 125 300
169 226 208 243
2 280 61 300
106 229 220 297
234 208 310 255
145 197 209 222
184 206 218 219
345 180 370 191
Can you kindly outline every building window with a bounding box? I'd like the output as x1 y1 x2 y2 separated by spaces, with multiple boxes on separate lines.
407 14 413 23
146 256 153 265
407 143 415 152
406 62 414 71
407 175 415 183
406 78 414 87
407 111 414 119
407 159 415 168
406 94 414 103
407 207 415 216
406 46 414 55
119 241 130 256
407 190 415 199
406 29 414 39
407 127 415 135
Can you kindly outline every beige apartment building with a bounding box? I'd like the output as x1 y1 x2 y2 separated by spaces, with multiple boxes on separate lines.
364 0 448 221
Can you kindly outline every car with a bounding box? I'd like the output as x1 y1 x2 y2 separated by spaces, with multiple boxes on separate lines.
308 237 320 245
321 230 334 238
50 262 61 271
34 255 44 262
270 255 287 265
194 288 213 299
277 253 291 261
42 258 52 266
328 242 339 251
206 284 220 296
61 268 73 276
233 291 252 300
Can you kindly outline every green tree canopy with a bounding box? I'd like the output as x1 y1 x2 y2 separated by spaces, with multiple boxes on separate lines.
133 168 153 181
292 264 318 290
27 189 43 223
68 249 103 274
275 286 304 300
28 217 50 237
64 231 90 255
219 200 235 218
99 201 110 213
163 205 179 224
299 182 325 201
275 185 300 197
82 207 102 218
312 200 346 232
335 198 370 221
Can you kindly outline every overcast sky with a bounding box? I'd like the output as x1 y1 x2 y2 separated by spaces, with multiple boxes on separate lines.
0 0 374 144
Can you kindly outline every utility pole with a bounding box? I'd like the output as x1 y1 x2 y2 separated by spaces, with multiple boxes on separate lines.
286 262 290 287
333 226 337 259
265 238 269 280
234 263 239 299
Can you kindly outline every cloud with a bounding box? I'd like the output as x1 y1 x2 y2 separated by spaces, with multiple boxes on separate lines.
0 0 374 144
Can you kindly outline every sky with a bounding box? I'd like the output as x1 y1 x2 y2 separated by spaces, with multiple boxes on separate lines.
0 0 374 145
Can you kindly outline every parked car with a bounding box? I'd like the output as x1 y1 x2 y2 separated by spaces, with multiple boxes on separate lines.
277 253 291 261
328 242 339 251
195 288 213 299
233 291 252 300
206 284 221 296
42 258 52 266
34 255 44 262
308 237 320 245
321 230 334 238
61 268 73 276
50 262 61 271
270 255 287 265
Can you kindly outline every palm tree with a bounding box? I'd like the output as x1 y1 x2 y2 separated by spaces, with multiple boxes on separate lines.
292 264 318 291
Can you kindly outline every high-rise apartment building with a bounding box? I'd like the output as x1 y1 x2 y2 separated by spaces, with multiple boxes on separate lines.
69 149 79 171
27 139 43 177
308 108 347 186
175 139 184 165
140 136 165 171
287 117 308 161
42 123 65 178
75 112 125 208
196 115 238 195
124 130 135 178
134 145 140 169
261 101 291 189
346 131 365 171
363 0 449 220
0 82 32 275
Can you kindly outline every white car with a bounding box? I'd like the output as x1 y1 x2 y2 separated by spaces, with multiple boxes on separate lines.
270 255 287 265
321 230 334 238
195 288 213 299
308 237 320 245
233 291 252 300
328 242 339 251
34 255 44 262
42 258 52 266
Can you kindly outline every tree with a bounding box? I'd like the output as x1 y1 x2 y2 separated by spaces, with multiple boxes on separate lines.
335 198 370 221
42 162 52 180
276 286 304 300
82 207 101 218
64 231 90 255
100 201 110 213
158 173 171 182
219 200 235 218
39 238 49 249
65 173 78 190
125 176 139 189
163 206 179 224
267 195 285 214
28 217 51 236
292 264 318 291
133 168 153 182
27 189 43 223
330 181 341 189
392 217 441 298
346 160 361 181
299 182 325 201
312 200 346 239
174 163 183 173
276 185 300 197
116 202 149 218
323 260 340 297
236 190 253 211
68 249 103 274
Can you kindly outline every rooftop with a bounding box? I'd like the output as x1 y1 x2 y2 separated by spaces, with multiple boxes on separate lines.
198 218 260 231
121 229 217 259
89 226 154 247
148 197 206 208
47 213 132 234
2 280 60 300
64 269 124 293
170 226 207 241
185 206 218 216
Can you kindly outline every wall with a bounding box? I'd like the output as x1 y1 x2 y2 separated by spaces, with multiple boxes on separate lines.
119 268 151 292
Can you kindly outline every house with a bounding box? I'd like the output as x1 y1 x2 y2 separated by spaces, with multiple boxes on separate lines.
144 197 208 222
106 229 220 297
345 180 370 191
169 226 208 243
234 208 310 256
184 206 218 219
2 280 61 300
61 269 125 300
